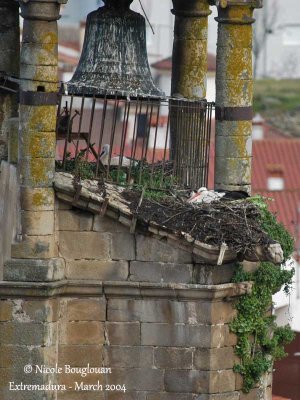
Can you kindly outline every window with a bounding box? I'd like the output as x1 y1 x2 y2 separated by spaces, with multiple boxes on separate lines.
252 125 264 140
267 177 285 191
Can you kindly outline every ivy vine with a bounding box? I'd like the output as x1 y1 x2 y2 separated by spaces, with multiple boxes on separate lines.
230 196 295 393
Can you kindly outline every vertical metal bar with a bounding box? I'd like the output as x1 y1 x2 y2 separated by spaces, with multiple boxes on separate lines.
180 100 187 186
140 99 150 160
172 99 179 182
120 99 130 161
204 102 213 186
150 101 160 185
202 102 209 186
199 102 207 186
132 99 142 161
96 92 108 177
190 101 196 188
55 92 62 162
86 93 96 161
203 102 209 186
196 101 203 187
62 94 74 169
127 99 140 184
144 100 154 163
187 100 194 187
74 93 85 160
107 93 119 180
138 98 150 185
55 92 62 139
190 101 197 188
160 101 171 188
117 98 130 183
195 101 202 187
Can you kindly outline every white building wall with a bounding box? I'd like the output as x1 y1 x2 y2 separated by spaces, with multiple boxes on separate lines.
60 0 103 24
255 0 300 78
131 1 218 65
273 259 300 333
131 0 174 66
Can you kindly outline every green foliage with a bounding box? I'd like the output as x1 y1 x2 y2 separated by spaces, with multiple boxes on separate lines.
56 150 95 180
231 196 295 393
56 154 176 199
249 195 295 259
130 163 177 191
254 79 300 113
128 163 178 201
231 263 295 393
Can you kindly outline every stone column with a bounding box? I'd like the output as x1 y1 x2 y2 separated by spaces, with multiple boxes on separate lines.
4 0 67 282
0 1 19 163
214 0 263 194
170 0 211 188
171 0 211 99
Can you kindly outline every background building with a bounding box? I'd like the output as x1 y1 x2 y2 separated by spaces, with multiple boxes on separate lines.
254 0 300 78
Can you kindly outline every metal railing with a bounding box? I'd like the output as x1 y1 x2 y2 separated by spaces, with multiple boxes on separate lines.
56 91 214 190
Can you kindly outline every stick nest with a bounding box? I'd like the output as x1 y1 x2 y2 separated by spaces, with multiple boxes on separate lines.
122 189 272 256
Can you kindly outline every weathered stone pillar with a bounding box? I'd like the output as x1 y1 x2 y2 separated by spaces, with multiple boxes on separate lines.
170 0 211 188
4 0 67 282
214 0 263 194
0 1 19 163
171 0 211 99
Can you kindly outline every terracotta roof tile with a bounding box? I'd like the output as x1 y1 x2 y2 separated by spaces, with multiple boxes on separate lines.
252 140 300 191
251 139 300 236
208 137 300 237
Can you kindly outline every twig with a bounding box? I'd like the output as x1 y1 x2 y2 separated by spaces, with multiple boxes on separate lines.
162 209 190 224
130 186 146 234
148 198 169 209
189 222 197 235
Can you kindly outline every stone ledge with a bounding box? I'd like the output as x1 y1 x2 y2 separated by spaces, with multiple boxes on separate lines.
0 279 253 300
3 257 65 282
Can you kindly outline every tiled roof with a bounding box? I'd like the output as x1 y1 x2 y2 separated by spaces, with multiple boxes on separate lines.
256 190 300 236
207 135 300 236
252 139 300 236
151 54 216 72
252 140 300 191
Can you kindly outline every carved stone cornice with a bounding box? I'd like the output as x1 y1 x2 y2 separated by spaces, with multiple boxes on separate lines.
18 0 68 21
209 0 263 8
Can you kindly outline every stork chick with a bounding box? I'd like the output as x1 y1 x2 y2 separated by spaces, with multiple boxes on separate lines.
187 187 225 204
187 187 249 204
99 144 133 167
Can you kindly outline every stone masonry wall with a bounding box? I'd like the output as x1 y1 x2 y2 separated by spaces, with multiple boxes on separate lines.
0 201 272 399
0 289 272 400
57 201 237 285
55 201 271 399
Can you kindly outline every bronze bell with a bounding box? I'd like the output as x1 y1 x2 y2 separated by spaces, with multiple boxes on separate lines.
67 0 165 98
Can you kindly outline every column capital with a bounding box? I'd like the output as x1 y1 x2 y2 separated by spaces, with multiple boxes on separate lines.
210 0 262 8
172 0 212 18
214 0 260 25
18 0 67 21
